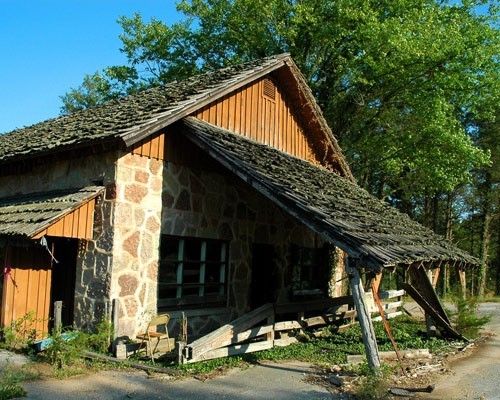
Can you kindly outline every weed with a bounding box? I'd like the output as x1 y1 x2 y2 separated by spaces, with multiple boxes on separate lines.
0 364 40 400
0 312 42 351
355 362 393 400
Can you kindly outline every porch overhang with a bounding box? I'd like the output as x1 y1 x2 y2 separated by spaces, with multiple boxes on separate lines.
179 117 478 272
0 186 104 241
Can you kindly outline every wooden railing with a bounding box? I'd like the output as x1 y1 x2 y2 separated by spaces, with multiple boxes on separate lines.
177 292 404 364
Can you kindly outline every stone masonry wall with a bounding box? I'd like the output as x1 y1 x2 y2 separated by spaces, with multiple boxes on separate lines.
160 160 326 337
110 152 163 337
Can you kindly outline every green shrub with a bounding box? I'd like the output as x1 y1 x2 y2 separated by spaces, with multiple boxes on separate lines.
0 312 41 351
450 294 491 338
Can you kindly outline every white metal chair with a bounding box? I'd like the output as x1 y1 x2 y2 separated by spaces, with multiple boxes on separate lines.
136 313 171 362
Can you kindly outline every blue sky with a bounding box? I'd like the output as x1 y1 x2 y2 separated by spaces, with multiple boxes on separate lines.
0 1 182 134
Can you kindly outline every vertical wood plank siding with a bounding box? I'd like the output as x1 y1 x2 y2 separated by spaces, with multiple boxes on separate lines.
131 131 165 160
193 78 315 162
1 247 52 338
127 77 317 164
32 199 96 240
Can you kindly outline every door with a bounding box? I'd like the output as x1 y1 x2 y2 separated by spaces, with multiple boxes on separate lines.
250 244 277 309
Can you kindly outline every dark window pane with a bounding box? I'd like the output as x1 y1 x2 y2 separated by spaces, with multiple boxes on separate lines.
206 241 222 261
161 237 179 260
159 262 177 284
184 239 201 261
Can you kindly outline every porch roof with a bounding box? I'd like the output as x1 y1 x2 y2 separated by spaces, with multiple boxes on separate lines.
0 186 104 240
180 117 478 271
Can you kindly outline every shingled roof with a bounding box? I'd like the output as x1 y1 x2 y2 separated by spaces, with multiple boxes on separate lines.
180 117 477 271
0 187 104 238
0 54 351 179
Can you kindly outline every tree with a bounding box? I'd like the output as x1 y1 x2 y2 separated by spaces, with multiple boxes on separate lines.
61 0 498 212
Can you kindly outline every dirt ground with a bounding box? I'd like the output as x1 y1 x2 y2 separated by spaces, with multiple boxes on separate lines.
9 302 500 399
416 302 500 400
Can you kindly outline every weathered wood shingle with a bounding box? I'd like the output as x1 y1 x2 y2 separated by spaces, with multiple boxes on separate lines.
180 117 477 270
0 187 104 238
0 55 291 163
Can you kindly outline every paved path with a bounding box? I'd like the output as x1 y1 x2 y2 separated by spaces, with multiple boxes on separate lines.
419 303 500 400
21 360 337 400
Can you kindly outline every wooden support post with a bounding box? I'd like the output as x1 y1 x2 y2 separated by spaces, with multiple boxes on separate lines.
112 299 120 340
53 301 62 332
345 257 380 371
267 307 275 342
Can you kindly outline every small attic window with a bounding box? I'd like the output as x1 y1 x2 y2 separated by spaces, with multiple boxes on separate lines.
262 78 276 101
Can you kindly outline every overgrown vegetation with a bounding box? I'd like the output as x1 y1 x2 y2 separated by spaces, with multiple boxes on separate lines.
0 365 40 400
0 311 39 351
448 294 491 338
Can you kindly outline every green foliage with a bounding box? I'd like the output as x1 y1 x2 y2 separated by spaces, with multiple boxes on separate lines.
60 0 498 204
0 312 41 351
355 362 393 400
43 318 113 372
0 365 40 400
449 294 491 338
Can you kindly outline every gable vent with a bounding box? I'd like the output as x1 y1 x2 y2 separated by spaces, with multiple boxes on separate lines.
262 78 276 101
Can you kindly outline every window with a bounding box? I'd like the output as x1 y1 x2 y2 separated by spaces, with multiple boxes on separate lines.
290 245 330 298
158 236 228 308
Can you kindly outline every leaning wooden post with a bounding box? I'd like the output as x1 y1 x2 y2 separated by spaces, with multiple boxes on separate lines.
53 301 62 332
345 257 381 371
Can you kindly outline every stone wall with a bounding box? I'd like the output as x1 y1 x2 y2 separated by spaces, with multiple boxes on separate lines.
109 152 163 337
159 159 327 338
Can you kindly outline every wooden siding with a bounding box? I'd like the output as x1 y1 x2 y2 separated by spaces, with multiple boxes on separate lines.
131 131 165 160
1 246 52 338
193 78 316 162
32 198 96 240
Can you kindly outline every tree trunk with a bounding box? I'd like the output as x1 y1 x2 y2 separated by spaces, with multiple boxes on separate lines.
496 222 500 295
478 212 492 298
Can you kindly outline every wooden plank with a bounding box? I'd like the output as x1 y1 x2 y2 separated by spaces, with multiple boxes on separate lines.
188 303 274 358
233 324 273 343
402 283 466 340
274 336 298 347
372 311 402 321
274 296 353 314
346 258 380 371
274 320 302 331
190 340 274 363
83 350 181 375
77 204 88 239
409 266 450 324
378 289 405 299
86 200 95 239
347 349 430 364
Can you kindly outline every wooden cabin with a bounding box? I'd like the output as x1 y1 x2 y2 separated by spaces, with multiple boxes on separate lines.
0 55 476 350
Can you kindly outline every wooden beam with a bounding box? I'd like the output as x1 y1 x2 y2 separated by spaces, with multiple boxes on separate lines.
409 265 450 324
346 257 380 371
402 283 466 340
187 303 274 359
189 340 274 363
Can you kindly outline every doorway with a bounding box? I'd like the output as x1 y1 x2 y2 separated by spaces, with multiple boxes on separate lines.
250 244 277 309
49 238 78 329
